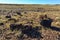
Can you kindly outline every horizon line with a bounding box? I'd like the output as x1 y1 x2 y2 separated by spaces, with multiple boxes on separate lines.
0 3 60 5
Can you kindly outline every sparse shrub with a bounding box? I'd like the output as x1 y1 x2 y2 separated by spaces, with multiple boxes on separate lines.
16 12 22 16
34 26 42 30
55 17 60 21
0 29 2 34
24 12 27 14
40 15 53 27
18 25 42 39
10 24 23 31
0 23 4 26
3 10 7 12
58 35 60 40
8 18 17 23
10 24 42 39
27 21 33 25
55 22 60 26
5 15 11 18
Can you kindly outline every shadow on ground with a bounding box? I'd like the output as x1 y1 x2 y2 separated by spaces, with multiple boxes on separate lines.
10 24 43 40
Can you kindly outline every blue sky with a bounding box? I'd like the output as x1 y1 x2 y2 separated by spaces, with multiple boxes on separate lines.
0 0 60 4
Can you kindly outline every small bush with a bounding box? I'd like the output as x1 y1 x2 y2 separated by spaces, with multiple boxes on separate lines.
5 15 11 18
0 23 4 26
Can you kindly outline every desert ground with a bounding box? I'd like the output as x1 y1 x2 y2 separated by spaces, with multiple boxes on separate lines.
0 4 60 40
